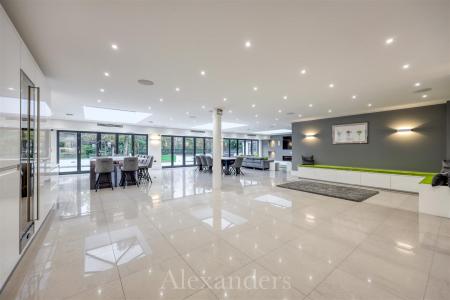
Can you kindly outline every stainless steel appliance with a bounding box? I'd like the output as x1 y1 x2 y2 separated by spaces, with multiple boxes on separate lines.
19 70 40 252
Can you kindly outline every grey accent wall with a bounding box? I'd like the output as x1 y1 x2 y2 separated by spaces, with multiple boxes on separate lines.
292 104 447 172
447 101 450 159
268 135 293 161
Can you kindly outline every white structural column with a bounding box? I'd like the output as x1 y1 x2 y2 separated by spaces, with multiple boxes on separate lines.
212 108 223 189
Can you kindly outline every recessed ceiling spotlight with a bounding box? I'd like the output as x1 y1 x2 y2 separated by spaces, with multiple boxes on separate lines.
245 40 252 48
111 44 118 50
8 87 15 91
169 117 173 121
275 118 279 121
97 99 102 103
278 109 282 113
414 82 421 87
201 105 206 109
100 88 105 93
255 114 258 118
283 96 288 100
352 95 357 100
402 64 410 70
186 111 190 115
175 87 180 92
422 94 428 98
329 83 335 88
298 114 302 118
251 104 256 108
228 110 232 113
159 98 164 102
223 97 227 102
104 72 110 77
308 104 313 107
368 103 372 107
385 37 395 45
253 86 258 91
200 70 206 76
148 106 152 110
328 109 332 113
300 69 307 75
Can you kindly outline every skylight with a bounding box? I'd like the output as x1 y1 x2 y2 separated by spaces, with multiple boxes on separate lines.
83 106 151 124
0 96 52 117
254 129 292 135
192 122 247 130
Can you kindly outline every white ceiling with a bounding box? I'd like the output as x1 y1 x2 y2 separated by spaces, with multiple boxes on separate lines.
2 0 450 133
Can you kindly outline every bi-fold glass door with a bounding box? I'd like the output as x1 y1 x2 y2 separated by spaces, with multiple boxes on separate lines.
58 131 98 174
58 130 148 174
161 136 212 168
80 133 97 172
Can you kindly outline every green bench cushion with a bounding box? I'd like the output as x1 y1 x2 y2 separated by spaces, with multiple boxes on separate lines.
298 164 436 184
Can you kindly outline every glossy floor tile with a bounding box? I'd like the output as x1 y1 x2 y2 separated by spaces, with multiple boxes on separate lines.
1 168 449 300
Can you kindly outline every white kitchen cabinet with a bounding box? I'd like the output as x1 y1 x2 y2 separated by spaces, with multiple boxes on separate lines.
0 5 22 289
0 4 55 290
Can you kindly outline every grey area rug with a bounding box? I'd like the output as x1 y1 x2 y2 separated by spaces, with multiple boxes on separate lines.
277 180 379 202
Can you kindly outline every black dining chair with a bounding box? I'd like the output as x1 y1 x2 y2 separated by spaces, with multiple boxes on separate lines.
120 157 139 188
95 158 114 192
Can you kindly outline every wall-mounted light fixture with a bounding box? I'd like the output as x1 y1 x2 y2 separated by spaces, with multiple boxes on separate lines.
396 128 413 133
304 133 316 138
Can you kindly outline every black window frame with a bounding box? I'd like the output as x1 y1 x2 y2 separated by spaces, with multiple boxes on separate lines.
161 135 259 168
57 130 148 174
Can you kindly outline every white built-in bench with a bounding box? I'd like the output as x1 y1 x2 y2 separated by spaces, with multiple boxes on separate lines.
293 165 430 193
292 165 450 218
419 185 450 218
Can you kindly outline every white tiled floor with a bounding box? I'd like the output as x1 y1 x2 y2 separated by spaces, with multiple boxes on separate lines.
1 168 450 300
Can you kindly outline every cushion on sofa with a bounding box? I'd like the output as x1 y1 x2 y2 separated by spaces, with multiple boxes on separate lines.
302 155 315 165
441 160 450 174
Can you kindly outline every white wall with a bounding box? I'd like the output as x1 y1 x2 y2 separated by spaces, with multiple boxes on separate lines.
48 119 269 169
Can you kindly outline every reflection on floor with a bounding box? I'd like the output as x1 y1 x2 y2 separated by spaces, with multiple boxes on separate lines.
1 167 450 300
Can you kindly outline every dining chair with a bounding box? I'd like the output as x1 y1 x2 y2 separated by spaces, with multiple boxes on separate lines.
95 158 114 192
200 155 208 172
146 156 154 183
195 156 203 172
120 157 139 188
205 156 213 172
230 156 244 175
138 155 151 183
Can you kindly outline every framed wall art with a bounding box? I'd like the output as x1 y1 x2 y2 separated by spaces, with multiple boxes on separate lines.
332 122 368 144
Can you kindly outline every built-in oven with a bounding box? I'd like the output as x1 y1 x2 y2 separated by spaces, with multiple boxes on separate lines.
19 70 40 252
